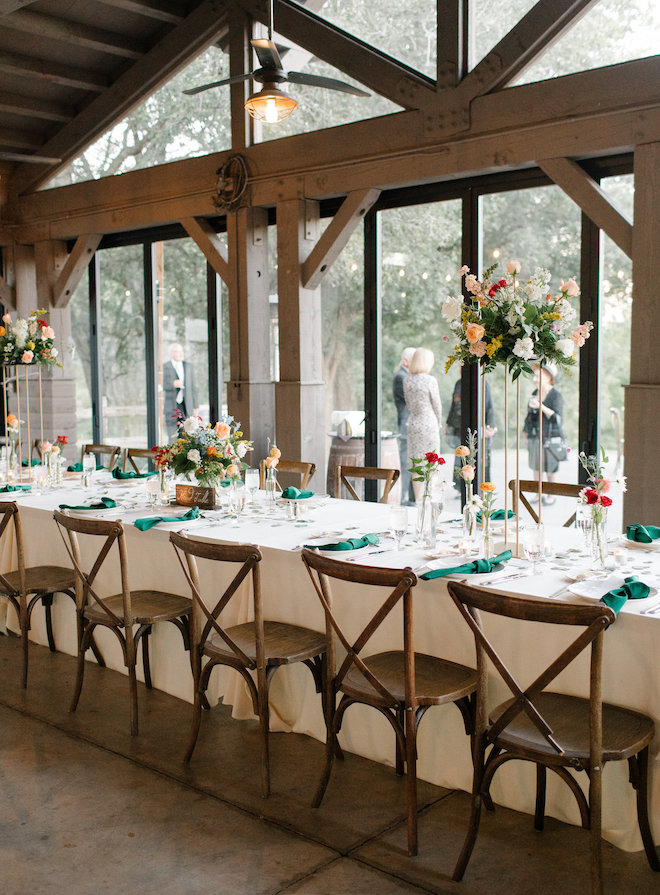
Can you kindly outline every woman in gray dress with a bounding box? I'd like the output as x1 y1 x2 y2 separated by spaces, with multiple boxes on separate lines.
403 347 442 501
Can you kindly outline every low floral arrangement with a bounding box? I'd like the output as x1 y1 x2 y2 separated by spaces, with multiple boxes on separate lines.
0 310 62 368
409 451 446 499
41 435 68 457
443 262 593 378
153 416 252 487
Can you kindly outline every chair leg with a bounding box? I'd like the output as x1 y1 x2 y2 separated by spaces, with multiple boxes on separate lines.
19 603 29 689
453 733 488 882
589 763 603 895
140 628 152 690
42 594 56 652
405 707 419 857
71 622 94 712
184 689 204 762
631 749 660 871
395 705 405 776
312 695 347 809
535 763 547 831
258 664 271 799
128 660 139 737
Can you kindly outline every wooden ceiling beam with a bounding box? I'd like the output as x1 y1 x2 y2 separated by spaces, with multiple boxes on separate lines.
0 1 33 17
0 92 74 123
4 10 145 60
237 0 433 111
52 233 102 308
537 157 633 258
11 0 229 196
0 128 47 152
0 52 108 92
95 0 186 26
180 216 231 284
436 0 468 90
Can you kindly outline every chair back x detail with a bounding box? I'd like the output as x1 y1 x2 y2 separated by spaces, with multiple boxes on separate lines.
447 580 659 894
334 465 399 503
509 479 582 527
81 443 121 472
259 459 315 491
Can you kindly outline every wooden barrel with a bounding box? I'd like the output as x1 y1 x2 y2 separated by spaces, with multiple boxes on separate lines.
326 435 401 503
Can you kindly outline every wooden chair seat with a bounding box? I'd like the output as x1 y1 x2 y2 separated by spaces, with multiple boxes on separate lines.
343 651 478 707
491 692 655 764
206 621 327 666
83 590 192 626
1 565 75 597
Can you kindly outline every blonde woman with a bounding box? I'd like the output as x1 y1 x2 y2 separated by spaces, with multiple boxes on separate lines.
403 347 442 501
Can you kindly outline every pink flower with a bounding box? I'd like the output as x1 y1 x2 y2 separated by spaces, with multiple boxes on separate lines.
214 421 230 439
42 326 55 339
442 335 448 342
461 465 475 482
468 340 487 357
459 265 470 276
507 260 521 275
2 314 10 324
465 323 485 344
560 278 580 297
570 329 586 347
465 274 481 294
21 350 33 363
596 478 611 493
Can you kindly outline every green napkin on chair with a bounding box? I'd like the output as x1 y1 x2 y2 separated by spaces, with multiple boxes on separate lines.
305 533 379 552
21 459 40 467
66 462 104 472
600 576 650 615
476 509 515 523
0 484 32 492
111 468 158 480
626 524 660 544
420 550 513 580
59 497 117 511
134 507 199 531
282 487 314 500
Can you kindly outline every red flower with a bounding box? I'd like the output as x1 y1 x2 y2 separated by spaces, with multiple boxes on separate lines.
438 457 446 464
585 489 599 505
600 495 612 507
425 452 439 463
56 435 68 445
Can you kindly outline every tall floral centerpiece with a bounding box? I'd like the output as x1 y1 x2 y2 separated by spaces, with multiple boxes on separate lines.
154 416 252 508
578 449 622 568
409 451 446 548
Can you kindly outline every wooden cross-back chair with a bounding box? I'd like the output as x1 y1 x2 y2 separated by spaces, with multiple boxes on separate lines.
124 447 155 474
447 580 659 894
53 511 191 736
170 532 326 797
0 502 77 688
302 549 478 856
509 479 583 526
258 459 316 491
81 443 121 472
334 465 399 503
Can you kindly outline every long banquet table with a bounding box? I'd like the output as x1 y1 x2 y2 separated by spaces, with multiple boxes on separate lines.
2 474 660 854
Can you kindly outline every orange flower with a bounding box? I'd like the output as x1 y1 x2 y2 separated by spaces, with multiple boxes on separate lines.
479 482 497 492
265 455 279 468
269 446 281 459
214 421 230 439
206 446 217 457
465 322 485 344
455 445 470 457
0 327 5 337
6 413 17 427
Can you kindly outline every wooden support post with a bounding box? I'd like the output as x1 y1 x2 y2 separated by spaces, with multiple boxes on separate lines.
275 199 325 479
624 142 660 525
180 217 231 284
34 238 69 307
52 233 101 307
225 206 274 464
0 244 16 310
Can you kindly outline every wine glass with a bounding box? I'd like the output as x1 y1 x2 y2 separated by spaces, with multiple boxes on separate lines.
245 468 260 503
389 506 408 551
82 452 96 488
576 501 593 551
229 483 247 526
145 477 160 509
523 523 545 574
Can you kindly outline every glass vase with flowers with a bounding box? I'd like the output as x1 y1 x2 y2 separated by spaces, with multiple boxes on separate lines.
478 481 498 559
409 451 446 550
455 430 479 539
264 442 280 506
578 448 623 569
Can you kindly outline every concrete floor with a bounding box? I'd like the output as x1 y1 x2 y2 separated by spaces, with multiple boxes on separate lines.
0 634 657 895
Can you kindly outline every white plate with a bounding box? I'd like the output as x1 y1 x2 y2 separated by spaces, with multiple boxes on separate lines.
63 505 121 517
568 574 658 601
620 536 660 550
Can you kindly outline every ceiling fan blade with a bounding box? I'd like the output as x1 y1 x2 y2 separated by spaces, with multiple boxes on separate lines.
286 71 370 97
251 38 284 71
0 151 62 164
183 73 251 96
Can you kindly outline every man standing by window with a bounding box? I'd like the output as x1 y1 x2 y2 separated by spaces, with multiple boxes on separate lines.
393 347 416 506
163 343 199 438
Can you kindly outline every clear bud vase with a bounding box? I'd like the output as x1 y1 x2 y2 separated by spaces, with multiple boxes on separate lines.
266 465 278 507
462 486 477 541
8 436 18 481
480 516 494 559
55 454 63 487
417 492 436 550
159 468 171 505
591 506 608 569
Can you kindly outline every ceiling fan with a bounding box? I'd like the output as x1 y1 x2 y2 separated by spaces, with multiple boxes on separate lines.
183 0 369 122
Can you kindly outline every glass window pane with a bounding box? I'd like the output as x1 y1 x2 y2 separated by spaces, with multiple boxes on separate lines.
471 0 536 67
69 270 92 454
380 200 463 504
99 245 147 449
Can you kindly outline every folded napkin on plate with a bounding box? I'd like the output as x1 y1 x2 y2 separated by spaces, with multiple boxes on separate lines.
111 467 158 480
476 509 514 523
304 533 379 552
600 576 650 615
0 484 31 492
420 549 513 580
67 462 104 472
21 459 40 467
59 497 117 511
134 507 199 531
626 523 660 543
282 487 314 500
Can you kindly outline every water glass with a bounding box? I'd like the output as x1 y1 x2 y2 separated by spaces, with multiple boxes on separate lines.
245 468 260 502
145 477 160 508
389 506 408 551
523 523 545 574
576 501 593 550
82 453 96 488
229 483 247 525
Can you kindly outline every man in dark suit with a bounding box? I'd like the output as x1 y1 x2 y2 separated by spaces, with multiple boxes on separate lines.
392 347 416 506
162 343 199 438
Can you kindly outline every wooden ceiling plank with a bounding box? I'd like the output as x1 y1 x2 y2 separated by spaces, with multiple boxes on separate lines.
0 52 108 92
52 233 102 308
237 0 435 111
96 0 185 26
458 0 599 100
302 187 380 289
0 92 73 123
0 1 33 17
0 128 45 152
4 10 145 60
180 216 231 284
538 156 632 258
12 0 229 195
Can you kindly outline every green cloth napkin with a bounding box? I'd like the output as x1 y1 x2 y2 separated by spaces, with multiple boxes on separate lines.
476 509 515 523
305 533 379 552
59 497 117 511
0 484 31 492
66 462 104 472
282 487 314 500
600 576 650 615
134 507 199 531
111 468 158 480
420 549 513 580
626 523 660 544
21 459 40 467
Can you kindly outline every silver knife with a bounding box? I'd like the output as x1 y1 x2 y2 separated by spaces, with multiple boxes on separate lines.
481 571 531 587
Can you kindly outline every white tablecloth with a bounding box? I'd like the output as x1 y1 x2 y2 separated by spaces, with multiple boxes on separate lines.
4 477 660 853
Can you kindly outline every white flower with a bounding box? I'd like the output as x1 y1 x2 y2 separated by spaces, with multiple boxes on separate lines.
512 337 535 360
523 284 543 305
555 298 577 324
182 416 200 435
505 305 523 328
13 319 28 349
187 449 201 464
442 295 463 321
43 326 55 339
555 338 575 357
50 347 58 357
236 442 248 458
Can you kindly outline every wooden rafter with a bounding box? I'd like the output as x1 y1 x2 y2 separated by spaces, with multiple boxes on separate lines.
11 0 230 196
302 188 381 289
0 1 33 17
436 0 468 90
4 10 145 60
0 93 73 124
537 157 632 258
95 0 186 26
180 217 231 285
52 234 102 308
0 52 108 93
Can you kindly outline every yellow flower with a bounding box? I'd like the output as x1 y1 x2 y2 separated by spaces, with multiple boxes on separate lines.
479 481 497 492
455 445 470 457
486 335 502 358
26 340 35 350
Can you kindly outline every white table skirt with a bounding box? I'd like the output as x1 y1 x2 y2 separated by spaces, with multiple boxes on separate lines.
4 480 660 853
